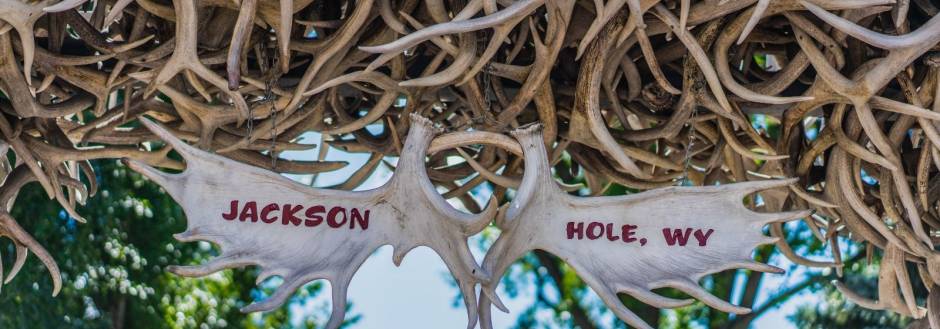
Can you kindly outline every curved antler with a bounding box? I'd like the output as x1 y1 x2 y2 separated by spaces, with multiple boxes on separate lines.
478 124 809 329
124 114 494 329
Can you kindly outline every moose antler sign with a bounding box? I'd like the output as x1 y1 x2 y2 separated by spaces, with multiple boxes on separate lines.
124 114 496 329
126 115 806 328
477 125 811 329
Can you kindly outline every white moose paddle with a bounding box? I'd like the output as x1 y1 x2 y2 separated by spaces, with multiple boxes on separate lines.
477 124 810 329
124 114 495 329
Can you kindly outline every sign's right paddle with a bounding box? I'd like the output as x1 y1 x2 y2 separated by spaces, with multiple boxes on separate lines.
478 124 810 329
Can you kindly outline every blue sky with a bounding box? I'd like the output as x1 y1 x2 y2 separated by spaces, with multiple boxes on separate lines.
278 131 817 329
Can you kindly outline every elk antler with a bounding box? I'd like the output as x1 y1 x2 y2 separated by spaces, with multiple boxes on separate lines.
130 0 250 120
124 114 496 329
477 124 810 329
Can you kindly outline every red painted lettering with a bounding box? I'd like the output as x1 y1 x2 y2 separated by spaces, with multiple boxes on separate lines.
327 206 347 228
605 223 620 241
566 222 584 240
663 228 693 246
586 222 604 240
350 208 369 230
621 224 638 243
260 204 279 223
281 204 303 226
239 201 258 222
222 201 371 231
222 200 238 220
693 229 714 246
304 205 325 227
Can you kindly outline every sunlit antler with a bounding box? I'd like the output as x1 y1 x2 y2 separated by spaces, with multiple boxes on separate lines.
124 114 496 329
477 124 809 329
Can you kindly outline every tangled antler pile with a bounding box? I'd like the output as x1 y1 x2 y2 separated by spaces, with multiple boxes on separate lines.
2 0 940 324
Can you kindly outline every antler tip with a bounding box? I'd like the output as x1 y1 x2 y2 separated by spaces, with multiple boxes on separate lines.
407 113 440 132
240 303 270 314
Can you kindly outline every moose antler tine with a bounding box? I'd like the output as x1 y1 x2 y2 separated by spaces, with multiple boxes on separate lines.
391 243 416 266
669 279 750 314
242 275 317 313
478 248 511 316
323 279 351 329
759 235 781 247
492 203 511 229
454 195 498 235
459 240 490 281
458 279 480 329
479 195 499 227
479 285 509 316
171 229 197 242
591 284 655 329
478 232 516 316
732 260 786 274
725 178 798 197
122 158 178 190
167 256 242 278
398 114 494 234
506 124 556 220
480 282 508 312
620 285 695 309
478 297 496 329
256 268 288 286
137 116 202 161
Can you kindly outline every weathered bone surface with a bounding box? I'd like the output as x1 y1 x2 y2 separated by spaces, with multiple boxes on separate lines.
124 114 495 329
3 0 940 325
477 125 810 329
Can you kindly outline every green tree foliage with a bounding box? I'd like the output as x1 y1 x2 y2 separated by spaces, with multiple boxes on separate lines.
0 159 355 328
